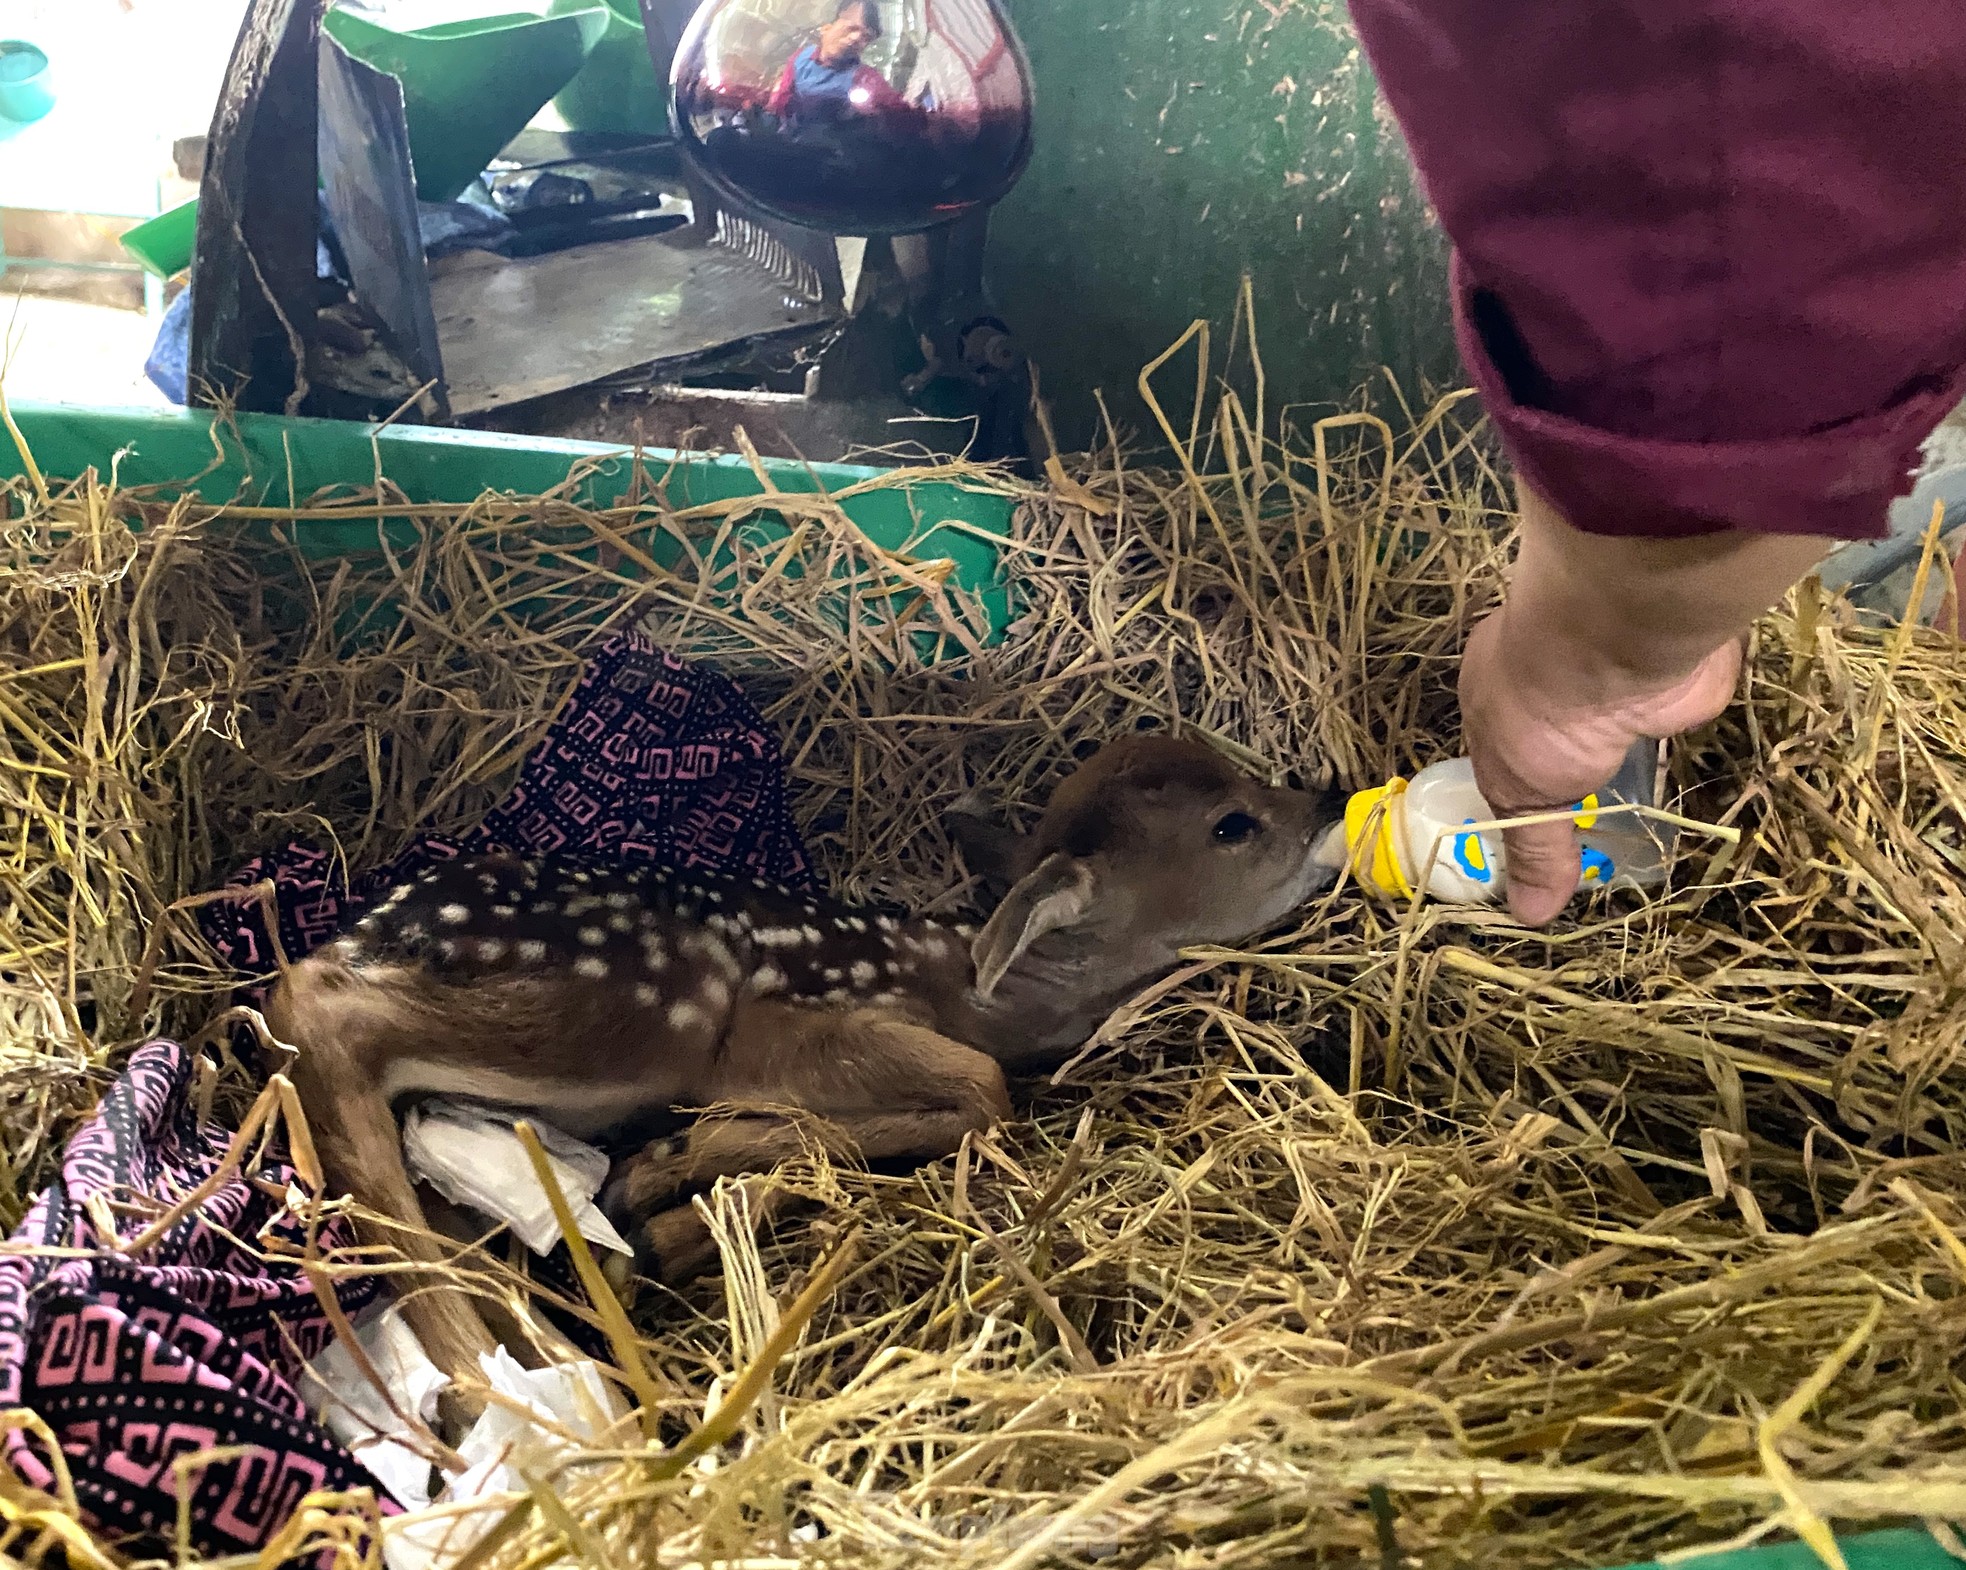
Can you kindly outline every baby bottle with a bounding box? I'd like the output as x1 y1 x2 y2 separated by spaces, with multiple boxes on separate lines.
1313 739 1671 905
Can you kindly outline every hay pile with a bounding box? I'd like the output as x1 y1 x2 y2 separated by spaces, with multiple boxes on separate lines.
6 328 1966 1570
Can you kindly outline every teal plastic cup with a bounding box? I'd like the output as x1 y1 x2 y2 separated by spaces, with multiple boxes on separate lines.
0 41 53 124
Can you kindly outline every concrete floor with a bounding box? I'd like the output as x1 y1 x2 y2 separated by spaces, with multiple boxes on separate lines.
0 0 251 410
0 295 170 409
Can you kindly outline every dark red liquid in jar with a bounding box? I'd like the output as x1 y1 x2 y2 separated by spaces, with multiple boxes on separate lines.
666 0 1033 233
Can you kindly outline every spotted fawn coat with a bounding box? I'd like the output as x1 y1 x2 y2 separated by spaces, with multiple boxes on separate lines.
264 735 1341 1401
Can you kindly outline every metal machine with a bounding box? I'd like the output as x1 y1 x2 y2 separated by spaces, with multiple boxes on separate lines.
187 0 1036 465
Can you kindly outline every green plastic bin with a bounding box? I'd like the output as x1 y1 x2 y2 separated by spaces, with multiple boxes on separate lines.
322 2 611 202
0 403 1013 639
550 0 669 138
0 404 1953 1570
120 199 199 280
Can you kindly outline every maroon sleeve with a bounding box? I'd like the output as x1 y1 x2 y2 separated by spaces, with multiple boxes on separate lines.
1345 2 1966 541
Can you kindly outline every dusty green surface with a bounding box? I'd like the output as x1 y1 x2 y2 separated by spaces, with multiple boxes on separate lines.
989 0 1456 451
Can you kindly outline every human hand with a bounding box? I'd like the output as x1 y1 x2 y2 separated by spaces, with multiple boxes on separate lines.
1450 483 1830 925
1457 607 1742 924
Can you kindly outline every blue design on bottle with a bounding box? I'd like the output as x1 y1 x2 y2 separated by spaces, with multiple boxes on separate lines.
1452 819 1494 883
1579 845 1614 885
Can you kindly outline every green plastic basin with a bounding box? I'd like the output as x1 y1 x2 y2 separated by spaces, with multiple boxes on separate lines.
550 0 670 138
323 3 611 202
120 198 199 279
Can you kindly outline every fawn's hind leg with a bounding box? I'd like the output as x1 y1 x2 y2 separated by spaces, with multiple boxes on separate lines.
605 1004 1012 1282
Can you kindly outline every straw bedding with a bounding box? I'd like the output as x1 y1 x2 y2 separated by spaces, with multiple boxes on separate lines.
5 329 1966 1570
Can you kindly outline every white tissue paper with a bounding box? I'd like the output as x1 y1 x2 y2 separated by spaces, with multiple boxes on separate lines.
400 1100 634 1257
380 1348 629 1570
295 1306 452 1510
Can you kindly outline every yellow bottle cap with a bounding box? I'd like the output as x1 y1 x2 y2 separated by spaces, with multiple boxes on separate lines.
1344 777 1413 900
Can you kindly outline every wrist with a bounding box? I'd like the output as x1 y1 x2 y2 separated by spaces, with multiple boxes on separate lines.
1484 593 1708 721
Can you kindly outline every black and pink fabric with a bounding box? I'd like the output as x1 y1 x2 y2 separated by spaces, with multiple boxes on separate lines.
202 630 818 981
0 634 815 1561
0 1041 386 1561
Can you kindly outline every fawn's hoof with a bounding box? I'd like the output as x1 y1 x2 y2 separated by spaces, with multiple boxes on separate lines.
600 1134 693 1231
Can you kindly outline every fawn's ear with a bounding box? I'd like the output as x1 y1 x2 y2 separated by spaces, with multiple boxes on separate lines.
948 792 1028 899
970 852 1097 1001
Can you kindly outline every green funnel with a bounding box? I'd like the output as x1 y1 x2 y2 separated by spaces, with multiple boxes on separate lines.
550 0 670 138
323 3 611 202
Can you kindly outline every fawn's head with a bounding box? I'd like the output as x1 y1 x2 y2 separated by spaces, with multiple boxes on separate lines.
949 735 1340 1060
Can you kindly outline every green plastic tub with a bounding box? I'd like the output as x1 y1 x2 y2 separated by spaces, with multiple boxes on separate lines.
1 403 1013 639
120 198 199 280
322 2 611 202
0 401 1951 1570
146 3 616 272
550 0 669 138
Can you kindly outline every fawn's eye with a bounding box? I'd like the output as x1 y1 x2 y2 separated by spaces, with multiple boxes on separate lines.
1211 811 1263 844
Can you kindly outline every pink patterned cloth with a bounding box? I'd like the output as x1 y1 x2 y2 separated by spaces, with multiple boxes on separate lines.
0 1041 388 1559
0 635 814 1560
201 630 816 980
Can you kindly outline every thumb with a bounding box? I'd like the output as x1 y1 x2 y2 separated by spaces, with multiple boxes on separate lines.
1501 816 1581 926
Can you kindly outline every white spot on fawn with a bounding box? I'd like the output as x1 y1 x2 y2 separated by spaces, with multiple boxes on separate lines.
876 915 898 933
700 977 731 1012
848 917 868 934
575 955 609 980
606 892 636 910
668 1000 707 1032
634 983 659 1007
607 913 635 934
750 964 787 995
823 967 844 984
579 927 607 947
801 925 823 944
478 939 507 963
492 905 517 919
518 939 548 962
850 960 878 987
438 904 470 926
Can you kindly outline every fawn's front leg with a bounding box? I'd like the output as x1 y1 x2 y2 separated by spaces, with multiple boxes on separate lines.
605 1002 1012 1280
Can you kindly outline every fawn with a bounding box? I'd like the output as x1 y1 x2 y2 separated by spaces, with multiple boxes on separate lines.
263 735 1339 1400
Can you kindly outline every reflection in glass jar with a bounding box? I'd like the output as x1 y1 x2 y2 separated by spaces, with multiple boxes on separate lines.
669 0 1033 233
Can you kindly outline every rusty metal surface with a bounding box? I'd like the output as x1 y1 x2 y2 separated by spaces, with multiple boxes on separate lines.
430 229 838 416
